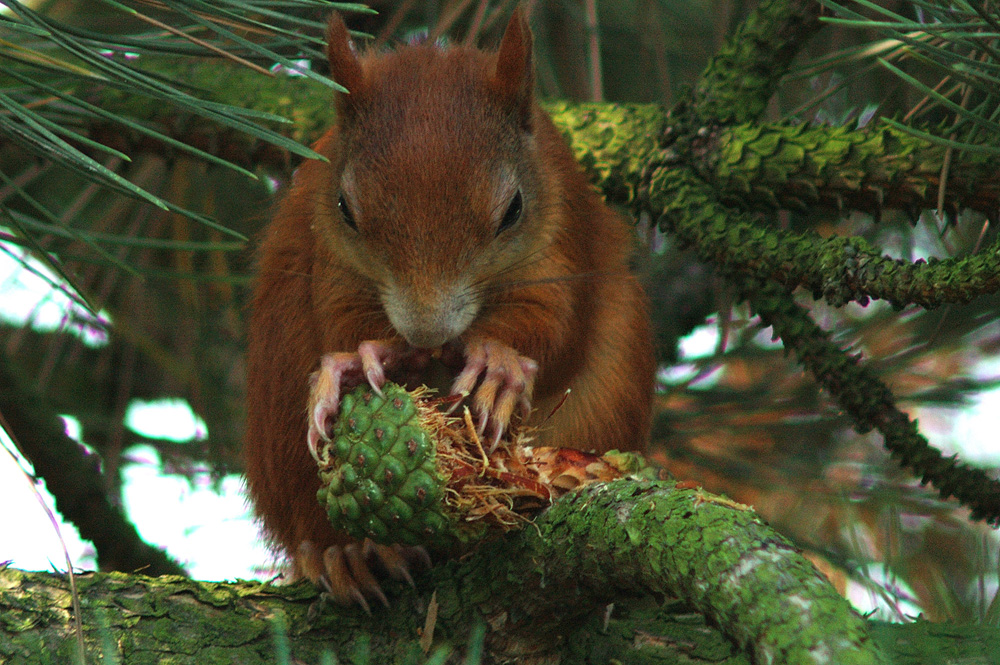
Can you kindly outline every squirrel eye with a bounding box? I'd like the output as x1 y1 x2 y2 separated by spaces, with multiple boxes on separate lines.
338 194 357 230
498 190 522 235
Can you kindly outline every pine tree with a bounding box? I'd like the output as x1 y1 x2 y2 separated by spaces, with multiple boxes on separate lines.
2 1 1000 662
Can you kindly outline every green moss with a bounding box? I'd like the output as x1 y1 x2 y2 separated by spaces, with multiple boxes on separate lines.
690 0 823 124
535 481 885 664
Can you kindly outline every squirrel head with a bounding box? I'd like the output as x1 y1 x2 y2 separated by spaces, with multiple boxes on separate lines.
317 8 559 350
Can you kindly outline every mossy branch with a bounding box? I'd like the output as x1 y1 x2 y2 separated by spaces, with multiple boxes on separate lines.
491 480 885 665
688 0 824 125
745 281 1000 525
1 479 887 664
7 558 997 664
702 123 1000 217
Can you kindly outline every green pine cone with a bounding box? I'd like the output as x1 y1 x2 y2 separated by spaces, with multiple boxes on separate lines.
314 383 658 549
315 383 471 548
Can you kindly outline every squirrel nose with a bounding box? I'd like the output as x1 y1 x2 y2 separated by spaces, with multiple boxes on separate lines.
381 283 478 349
400 327 453 349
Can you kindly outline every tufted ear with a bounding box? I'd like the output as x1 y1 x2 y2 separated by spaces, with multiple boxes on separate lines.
326 13 365 96
492 5 534 131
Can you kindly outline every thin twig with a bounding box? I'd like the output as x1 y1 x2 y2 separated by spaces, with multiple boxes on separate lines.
431 0 475 43
0 410 86 665
374 0 419 49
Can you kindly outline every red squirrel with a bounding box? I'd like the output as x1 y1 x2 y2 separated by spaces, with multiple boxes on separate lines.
243 7 655 606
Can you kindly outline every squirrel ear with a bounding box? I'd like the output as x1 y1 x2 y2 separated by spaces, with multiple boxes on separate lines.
326 13 365 96
492 5 534 130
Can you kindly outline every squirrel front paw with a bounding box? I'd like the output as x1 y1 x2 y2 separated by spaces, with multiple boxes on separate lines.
449 337 538 450
296 539 430 613
307 340 431 460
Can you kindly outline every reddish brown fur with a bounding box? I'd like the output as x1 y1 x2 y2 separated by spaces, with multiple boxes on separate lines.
244 10 655 559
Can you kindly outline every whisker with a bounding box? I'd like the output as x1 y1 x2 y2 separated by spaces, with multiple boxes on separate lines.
472 268 635 300
458 242 558 300
490 243 556 278
484 300 552 318
477 239 558 280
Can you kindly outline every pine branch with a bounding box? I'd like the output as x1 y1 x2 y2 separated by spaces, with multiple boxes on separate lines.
504 480 884 664
700 122 1000 217
547 103 1000 309
650 169 1000 309
746 280 1000 525
8 560 999 663
689 0 825 124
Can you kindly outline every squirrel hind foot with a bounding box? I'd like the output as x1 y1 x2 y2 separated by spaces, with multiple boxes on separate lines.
296 539 430 612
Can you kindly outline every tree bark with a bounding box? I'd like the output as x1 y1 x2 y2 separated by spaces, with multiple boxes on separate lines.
6 561 998 664
2 479 891 665
4 479 999 664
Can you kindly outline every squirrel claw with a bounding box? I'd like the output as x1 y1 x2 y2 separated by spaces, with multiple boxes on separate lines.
444 392 468 416
451 338 537 447
343 542 389 609
307 352 365 457
518 394 532 420
324 544 374 614
297 539 430 611
307 426 322 463
490 425 505 453
358 341 391 396
367 541 423 588
308 340 425 456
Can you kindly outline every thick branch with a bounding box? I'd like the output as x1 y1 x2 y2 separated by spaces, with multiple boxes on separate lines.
481 480 884 664
6 559 997 664
0 480 886 664
547 103 1000 219
700 123 1000 217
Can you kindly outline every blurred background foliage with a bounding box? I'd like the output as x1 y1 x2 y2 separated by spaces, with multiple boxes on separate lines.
1 0 998 624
